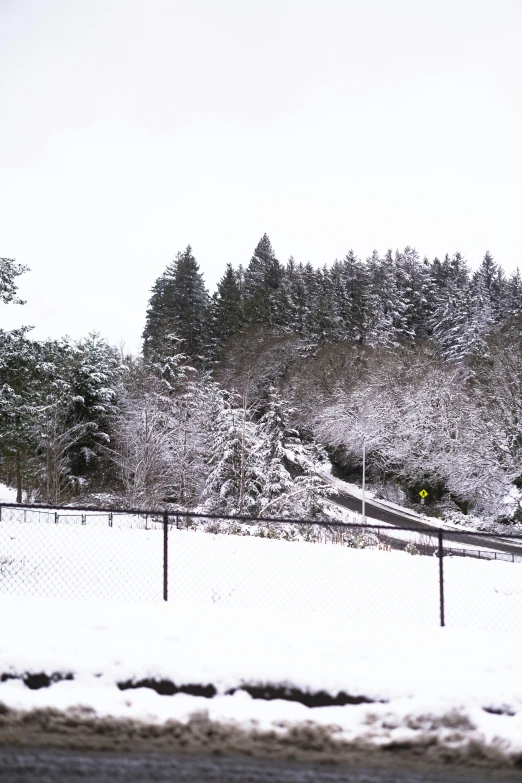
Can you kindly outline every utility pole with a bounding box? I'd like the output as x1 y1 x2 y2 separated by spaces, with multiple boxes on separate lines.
362 438 366 524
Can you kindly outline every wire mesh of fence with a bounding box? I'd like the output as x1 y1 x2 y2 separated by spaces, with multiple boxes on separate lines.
1 502 522 631
0 505 162 602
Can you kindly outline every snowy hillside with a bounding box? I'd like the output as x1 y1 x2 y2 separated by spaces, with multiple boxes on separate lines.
4 242 522 526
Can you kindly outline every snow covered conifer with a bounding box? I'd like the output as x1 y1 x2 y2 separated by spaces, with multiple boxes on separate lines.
210 263 244 347
204 392 263 515
285 261 309 336
0 328 39 501
0 257 29 305
143 246 209 361
65 333 124 487
243 234 283 325
394 247 432 340
256 388 329 518
256 388 294 512
337 251 368 343
0 259 35 501
506 268 522 319
429 253 471 361
364 250 395 347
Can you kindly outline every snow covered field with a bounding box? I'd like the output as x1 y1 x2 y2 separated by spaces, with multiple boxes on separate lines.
1 596 522 766
2 509 522 765
1 513 522 631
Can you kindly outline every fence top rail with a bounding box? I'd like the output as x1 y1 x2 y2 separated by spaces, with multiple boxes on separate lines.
41 512 107 518
1 501 522 539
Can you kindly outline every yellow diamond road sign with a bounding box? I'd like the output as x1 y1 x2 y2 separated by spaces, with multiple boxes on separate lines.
419 489 428 499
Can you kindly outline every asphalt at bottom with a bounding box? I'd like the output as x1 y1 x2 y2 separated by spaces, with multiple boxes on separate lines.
0 747 521 783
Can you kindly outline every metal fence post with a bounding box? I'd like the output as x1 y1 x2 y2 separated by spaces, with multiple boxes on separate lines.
163 511 168 602
438 529 445 627
109 512 113 528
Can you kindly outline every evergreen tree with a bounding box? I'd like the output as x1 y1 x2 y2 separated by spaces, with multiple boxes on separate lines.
65 333 123 487
257 388 330 518
429 253 471 360
314 266 337 342
0 328 39 501
143 246 208 361
301 263 322 339
243 234 283 325
506 268 522 319
270 263 292 331
456 252 501 362
472 250 505 323
27 338 98 503
394 247 432 340
142 271 171 362
210 263 244 346
338 251 367 343
0 257 33 501
172 246 209 354
0 257 29 305
204 392 263 514
365 250 395 347
257 388 294 512
285 261 309 336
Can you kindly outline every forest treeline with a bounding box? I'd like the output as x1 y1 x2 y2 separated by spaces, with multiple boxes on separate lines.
143 235 522 363
1 236 522 523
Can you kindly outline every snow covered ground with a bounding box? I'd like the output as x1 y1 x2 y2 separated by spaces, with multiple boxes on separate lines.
1 515 522 631
0 483 17 503
1 596 522 766
2 509 522 765
1 500 522 763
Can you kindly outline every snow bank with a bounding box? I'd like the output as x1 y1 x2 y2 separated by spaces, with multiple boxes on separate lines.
1 596 522 766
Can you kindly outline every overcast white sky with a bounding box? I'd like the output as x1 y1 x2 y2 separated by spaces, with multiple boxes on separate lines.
1 0 521 353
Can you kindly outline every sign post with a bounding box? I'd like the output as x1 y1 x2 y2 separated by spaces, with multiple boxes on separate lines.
419 488 428 506
362 438 366 523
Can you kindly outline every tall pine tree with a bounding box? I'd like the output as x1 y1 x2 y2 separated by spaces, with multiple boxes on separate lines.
243 234 283 325
143 246 208 362
209 263 244 348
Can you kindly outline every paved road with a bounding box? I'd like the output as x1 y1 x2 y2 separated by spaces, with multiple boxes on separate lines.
0 747 520 783
327 483 522 559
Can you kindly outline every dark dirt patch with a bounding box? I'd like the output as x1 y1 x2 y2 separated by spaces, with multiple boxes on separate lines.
0 672 74 689
116 678 381 708
117 680 218 698
228 684 380 707
482 706 516 717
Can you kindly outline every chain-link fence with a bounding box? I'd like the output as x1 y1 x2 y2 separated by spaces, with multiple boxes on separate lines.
1 502 521 631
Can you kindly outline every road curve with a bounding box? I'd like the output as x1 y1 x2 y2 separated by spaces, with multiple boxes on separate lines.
326 481 522 559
